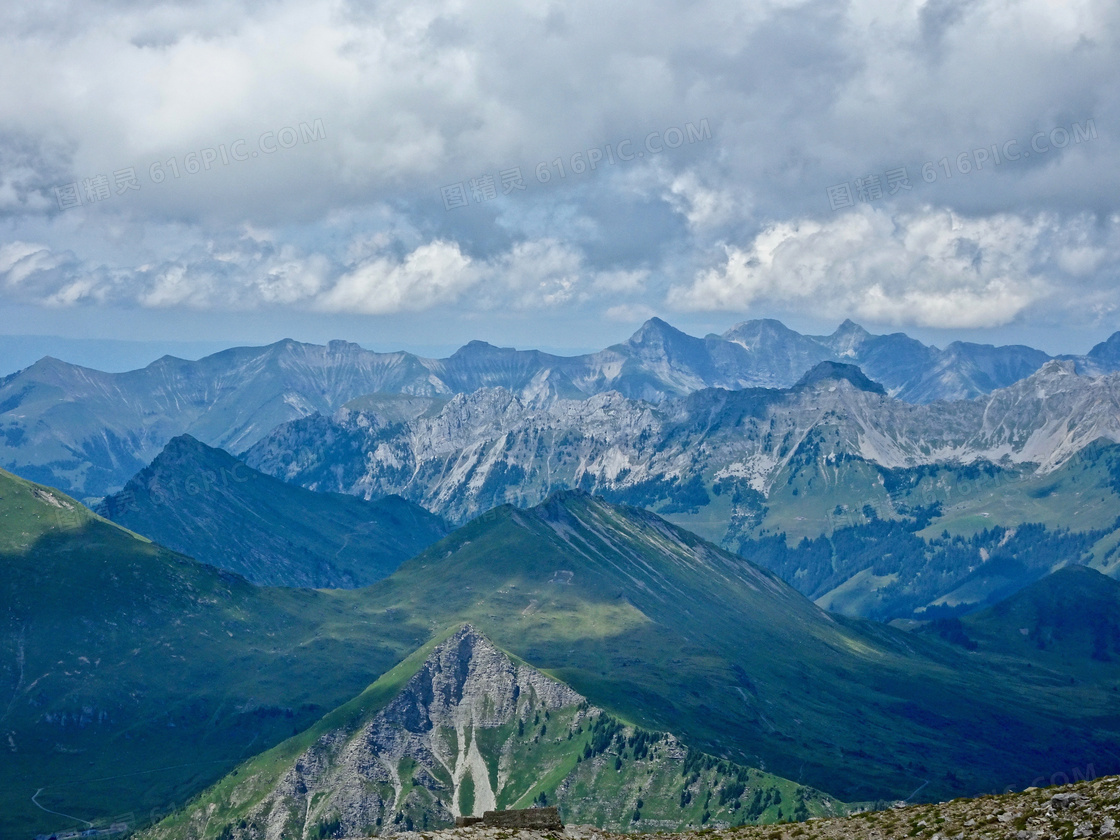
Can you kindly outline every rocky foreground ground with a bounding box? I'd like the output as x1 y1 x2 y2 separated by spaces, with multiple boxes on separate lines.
376 775 1119 840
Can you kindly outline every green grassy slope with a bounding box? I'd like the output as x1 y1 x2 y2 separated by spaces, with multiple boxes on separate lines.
334 492 1120 805
96 434 449 588
660 439 1120 620
4 477 1120 837
0 468 429 839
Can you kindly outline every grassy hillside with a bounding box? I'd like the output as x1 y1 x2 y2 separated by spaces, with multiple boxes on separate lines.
954 565 1120 671
96 435 449 588
0 467 428 839
667 439 1120 619
4 478 1120 838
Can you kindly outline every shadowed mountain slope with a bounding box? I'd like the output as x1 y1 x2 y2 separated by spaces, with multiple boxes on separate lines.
953 565 1120 668
96 434 449 588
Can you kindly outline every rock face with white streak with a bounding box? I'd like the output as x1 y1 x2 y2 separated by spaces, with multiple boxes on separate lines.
141 623 842 840
208 626 585 840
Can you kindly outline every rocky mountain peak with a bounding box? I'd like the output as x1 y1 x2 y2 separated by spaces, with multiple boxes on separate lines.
1029 358 1080 381
532 488 594 522
794 361 886 395
626 316 692 349
327 339 366 354
127 433 230 477
823 319 872 357
721 318 800 345
398 624 584 730
450 340 505 359
22 354 99 379
1087 330 1120 365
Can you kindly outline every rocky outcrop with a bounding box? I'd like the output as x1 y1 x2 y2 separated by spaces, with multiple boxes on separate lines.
371 773 1120 840
457 806 563 829
228 626 584 839
141 625 841 840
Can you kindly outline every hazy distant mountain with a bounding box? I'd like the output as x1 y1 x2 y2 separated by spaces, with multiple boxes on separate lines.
812 320 1054 402
3 318 1114 498
97 435 449 588
0 335 234 377
1083 331 1120 371
0 340 434 498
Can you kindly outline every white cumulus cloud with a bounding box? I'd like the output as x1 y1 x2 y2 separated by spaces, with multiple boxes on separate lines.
667 206 1058 329
317 240 478 314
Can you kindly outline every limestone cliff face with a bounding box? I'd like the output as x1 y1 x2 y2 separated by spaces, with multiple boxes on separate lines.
244 361 1120 525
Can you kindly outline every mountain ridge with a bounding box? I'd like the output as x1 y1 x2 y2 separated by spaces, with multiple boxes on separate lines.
95 434 450 588
4 317 1117 498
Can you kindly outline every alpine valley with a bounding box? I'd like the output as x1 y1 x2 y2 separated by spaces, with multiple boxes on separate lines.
3 318 1120 840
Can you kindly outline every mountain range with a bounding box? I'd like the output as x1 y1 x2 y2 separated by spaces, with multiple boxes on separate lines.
243 359 1120 523
237 359 1120 617
3 317 1119 500
7 472 1120 838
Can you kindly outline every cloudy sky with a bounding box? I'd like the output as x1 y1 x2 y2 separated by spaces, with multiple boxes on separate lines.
0 0 1117 361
